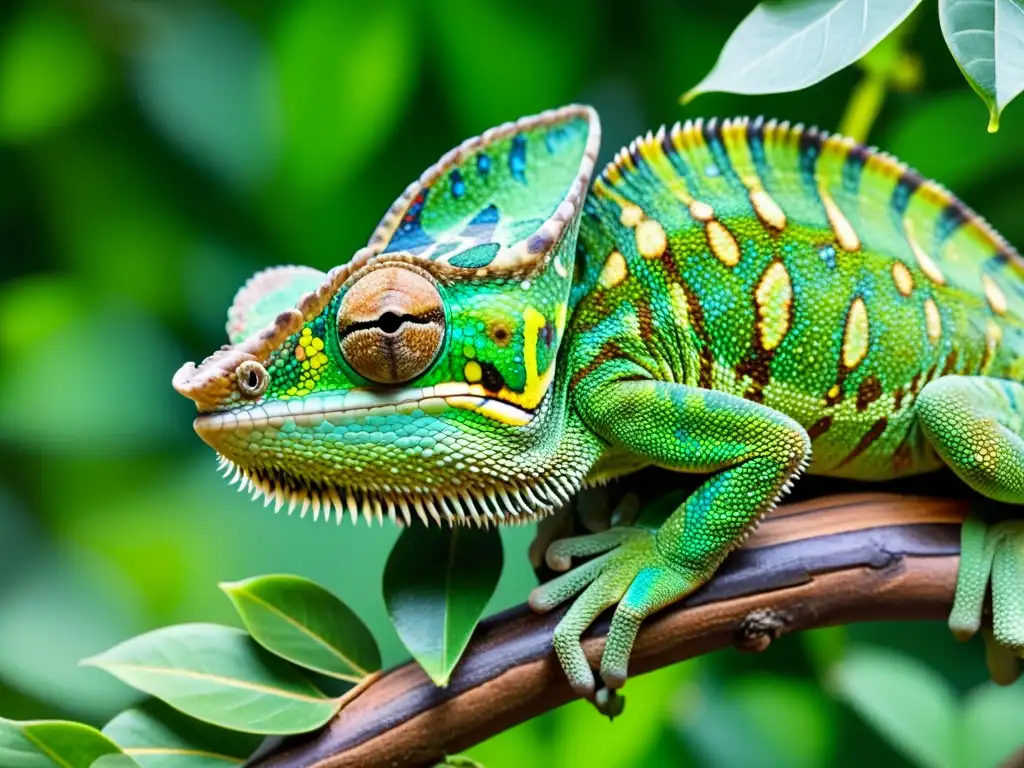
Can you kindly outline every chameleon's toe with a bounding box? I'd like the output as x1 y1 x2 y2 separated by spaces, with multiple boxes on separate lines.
949 516 993 641
531 526 702 707
989 520 1024 656
543 527 643 572
600 563 693 691
950 516 1024 684
983 627 1021 686
549 573 632 698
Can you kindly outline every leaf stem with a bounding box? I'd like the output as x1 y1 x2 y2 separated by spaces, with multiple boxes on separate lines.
838 12 922 143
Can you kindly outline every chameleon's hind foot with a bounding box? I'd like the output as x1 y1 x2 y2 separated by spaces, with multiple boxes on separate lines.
528 525 703 711
949 516 1024 684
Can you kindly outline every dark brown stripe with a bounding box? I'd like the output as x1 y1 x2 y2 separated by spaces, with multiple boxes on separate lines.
568 341 624 390
838 418 889 468
856 375 883 412
807 416 833 440
893 386 906 412
941 348 959 376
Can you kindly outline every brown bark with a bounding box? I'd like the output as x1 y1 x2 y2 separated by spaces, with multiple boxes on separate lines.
252 492 968 768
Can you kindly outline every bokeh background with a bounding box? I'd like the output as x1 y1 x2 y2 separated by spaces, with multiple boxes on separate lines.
2 1 1023 765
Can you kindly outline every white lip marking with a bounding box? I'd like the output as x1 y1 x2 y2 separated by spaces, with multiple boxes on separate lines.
194 379 542 435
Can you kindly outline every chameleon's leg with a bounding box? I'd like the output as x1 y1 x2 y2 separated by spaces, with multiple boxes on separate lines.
916 376 1024 682
530 382 810 702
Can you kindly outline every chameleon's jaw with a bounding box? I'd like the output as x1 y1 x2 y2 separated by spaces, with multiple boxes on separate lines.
193 386 579 527
192 383 538 441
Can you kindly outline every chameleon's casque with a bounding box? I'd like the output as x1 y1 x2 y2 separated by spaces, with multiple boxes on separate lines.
175 104 1024 704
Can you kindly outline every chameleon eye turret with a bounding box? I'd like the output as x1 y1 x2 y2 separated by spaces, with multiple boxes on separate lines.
236 360 268 398
337 264 445 385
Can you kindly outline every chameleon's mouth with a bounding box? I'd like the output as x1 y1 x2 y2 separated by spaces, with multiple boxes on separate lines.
192 382 537 439
196 383 576 527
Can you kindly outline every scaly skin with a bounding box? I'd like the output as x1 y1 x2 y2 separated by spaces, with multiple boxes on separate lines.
174 105 1024 710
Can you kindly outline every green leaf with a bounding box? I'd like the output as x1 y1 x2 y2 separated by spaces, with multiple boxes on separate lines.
103 700 261 767
959 682 1024 768
939 0 1024 131
383 526 503 686
83 624 339 735
0 717 128 768
220 574 381 682
830 646 957 768
0 5 108 140
274 0 416 198
132 5 277 189
684 0 923 102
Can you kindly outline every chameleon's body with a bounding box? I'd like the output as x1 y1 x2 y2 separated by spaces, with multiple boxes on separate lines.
174 106 1024 706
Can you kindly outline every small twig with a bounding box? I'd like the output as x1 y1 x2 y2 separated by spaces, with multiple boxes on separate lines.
252 492 967 768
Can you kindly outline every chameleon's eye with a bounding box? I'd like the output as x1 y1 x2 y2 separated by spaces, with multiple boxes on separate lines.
337 265 445 385
237 360 269 398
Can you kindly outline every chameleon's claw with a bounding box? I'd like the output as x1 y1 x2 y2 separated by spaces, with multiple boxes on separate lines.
594 686 625 719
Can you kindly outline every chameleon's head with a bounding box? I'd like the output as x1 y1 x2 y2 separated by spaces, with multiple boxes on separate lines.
173 105 601 527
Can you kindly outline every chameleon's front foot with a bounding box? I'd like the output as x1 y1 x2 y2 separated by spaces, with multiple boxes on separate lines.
528 525 706 715
949 516 1024 684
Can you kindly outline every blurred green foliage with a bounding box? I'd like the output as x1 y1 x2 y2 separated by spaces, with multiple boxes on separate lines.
1 1 1023 766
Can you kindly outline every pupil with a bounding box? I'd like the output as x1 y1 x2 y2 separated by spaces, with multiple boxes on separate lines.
248 371 259 388
377 312 404 334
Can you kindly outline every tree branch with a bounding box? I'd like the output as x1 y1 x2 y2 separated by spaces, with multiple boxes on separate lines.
253 492 968 768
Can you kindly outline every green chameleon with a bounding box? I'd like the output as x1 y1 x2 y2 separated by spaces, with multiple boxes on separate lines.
174 105 1024 711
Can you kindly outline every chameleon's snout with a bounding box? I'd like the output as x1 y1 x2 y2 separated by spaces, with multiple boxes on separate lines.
172 348 264 413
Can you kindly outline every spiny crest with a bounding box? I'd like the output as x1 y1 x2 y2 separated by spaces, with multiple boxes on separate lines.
593 113 1024 318
214 454 577 529
368 104 601 277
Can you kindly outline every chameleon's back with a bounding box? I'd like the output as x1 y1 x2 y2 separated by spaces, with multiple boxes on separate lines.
575 118 1024 479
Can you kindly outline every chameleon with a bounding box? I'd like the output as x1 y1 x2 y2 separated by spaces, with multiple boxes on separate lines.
174 104 1024 711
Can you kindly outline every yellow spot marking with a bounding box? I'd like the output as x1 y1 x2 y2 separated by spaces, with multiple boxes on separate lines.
755 261 793 351
619 204 644 228
464 361 482 383
820 188 860 252
905 219 946 285
707 220 740 267
924 298 942 344
689 200 715 222
828 384 841 400
599 250 628 288
312 337 324 351
982 274 1008 315
636 219 667 258
891 262 914 296
750 188 786 230
842 297 869 370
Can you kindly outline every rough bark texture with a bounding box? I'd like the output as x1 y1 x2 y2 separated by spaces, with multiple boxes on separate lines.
251 490 973 768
